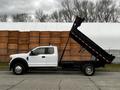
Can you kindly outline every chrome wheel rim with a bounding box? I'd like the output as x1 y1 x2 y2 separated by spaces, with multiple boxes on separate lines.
85 66 93 75
15 65 22 74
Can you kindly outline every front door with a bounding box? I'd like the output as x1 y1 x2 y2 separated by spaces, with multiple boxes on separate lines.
28 47 47 67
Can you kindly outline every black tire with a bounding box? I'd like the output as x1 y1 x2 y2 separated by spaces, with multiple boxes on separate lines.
13 63 25 75
82 64 95 76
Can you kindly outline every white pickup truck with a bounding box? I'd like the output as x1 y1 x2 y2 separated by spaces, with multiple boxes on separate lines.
9 17 115 76
9 46 59 74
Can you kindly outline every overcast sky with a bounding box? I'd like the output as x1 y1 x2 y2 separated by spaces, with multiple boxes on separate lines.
0 0 61 15
0 0 119 15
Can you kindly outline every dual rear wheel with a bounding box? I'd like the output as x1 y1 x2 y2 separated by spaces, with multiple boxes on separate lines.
82 64 95 76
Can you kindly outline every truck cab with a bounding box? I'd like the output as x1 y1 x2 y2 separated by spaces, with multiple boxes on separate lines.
9 46 58 75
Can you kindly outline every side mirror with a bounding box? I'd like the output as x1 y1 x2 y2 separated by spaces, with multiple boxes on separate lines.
30 51 34 56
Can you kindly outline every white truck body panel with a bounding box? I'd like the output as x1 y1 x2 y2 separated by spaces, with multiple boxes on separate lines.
9 53 28 64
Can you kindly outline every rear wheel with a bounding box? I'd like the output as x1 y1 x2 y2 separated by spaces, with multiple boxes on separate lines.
82 64 95 76
13 63 25 75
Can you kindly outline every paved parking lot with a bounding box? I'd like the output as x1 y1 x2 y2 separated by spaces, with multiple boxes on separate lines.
0 71 120 90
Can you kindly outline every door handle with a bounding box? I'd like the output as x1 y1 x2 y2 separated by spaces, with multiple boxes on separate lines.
42 56 45 58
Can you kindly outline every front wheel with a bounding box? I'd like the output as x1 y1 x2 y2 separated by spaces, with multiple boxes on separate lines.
13 63 25 75
82 64 95 76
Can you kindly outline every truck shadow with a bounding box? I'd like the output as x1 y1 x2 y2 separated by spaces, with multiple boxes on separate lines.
26 68 110 76
28 68 82 75
6 70 112 76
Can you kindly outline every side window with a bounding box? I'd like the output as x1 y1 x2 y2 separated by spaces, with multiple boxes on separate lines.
45 47 54 54
32 48 45 55
31 47 54 55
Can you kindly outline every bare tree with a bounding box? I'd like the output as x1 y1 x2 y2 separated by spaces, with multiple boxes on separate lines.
74 0 96 22
13 13 28 22
50 11 59 22
86 1 96 22
73 0 119 22
59 9 71 22
95 0 118 22
35 10 48 22
60 0 74 22
0 15 7 22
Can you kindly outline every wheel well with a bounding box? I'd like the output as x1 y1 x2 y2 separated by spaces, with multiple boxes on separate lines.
10 58 28 70
80 61 94 67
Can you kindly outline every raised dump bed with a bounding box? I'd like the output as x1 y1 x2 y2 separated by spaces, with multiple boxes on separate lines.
70 17 115 65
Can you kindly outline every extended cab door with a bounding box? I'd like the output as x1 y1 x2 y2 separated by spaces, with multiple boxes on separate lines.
45 47 58 67
28 47 58 67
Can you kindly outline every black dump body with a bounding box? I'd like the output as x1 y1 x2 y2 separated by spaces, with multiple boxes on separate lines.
70 17 115 65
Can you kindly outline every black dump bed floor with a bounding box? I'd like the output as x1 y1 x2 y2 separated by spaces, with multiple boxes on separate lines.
70 17 115 64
